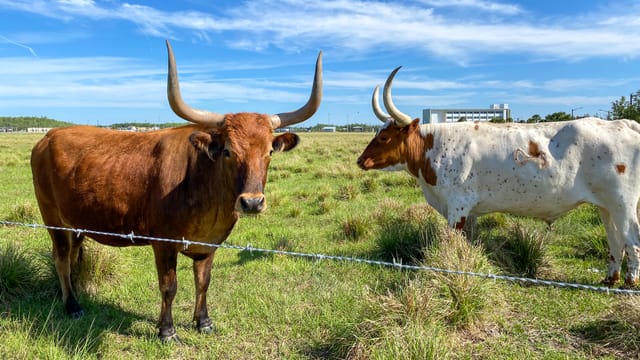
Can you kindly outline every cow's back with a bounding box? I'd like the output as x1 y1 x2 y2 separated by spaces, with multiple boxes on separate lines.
30 125 215 245
423 118 640 222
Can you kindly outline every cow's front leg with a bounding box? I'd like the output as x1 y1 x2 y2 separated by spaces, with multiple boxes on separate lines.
192 252 215 333
153 245 179 341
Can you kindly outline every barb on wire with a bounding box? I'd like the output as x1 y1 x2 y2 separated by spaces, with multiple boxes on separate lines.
2 220 640 295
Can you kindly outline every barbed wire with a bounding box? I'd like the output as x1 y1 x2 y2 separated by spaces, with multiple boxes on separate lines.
2 219 640 295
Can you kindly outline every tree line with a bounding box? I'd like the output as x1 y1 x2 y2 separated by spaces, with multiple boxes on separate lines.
0 116 74 130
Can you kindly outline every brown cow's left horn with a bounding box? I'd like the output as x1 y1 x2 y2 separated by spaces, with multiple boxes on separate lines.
166 40 226 127
372 85 391 123
383 66 413 127
271 51 323 129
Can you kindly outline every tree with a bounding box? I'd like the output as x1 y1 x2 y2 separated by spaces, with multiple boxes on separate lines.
544 112 572 122
526 114 542 123
611 91 640 121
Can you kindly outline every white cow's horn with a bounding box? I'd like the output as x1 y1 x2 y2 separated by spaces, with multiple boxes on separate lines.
372 85 392 123
383 66 413 127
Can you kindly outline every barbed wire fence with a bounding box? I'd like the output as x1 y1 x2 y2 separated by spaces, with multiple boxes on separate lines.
2 219 640 295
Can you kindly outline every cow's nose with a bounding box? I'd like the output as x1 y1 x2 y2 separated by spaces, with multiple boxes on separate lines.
239 195 265 214
356 156 366 170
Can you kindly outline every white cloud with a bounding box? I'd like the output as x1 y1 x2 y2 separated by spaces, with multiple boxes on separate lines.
418 0 523 15
2 0 640 62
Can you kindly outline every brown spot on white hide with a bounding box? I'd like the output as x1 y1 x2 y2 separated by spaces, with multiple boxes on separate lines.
514 140 548 168
615 163 626 175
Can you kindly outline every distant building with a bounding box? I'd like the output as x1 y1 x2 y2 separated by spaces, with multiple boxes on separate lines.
27 127 52 133
321 126 336 132
422 104 511 124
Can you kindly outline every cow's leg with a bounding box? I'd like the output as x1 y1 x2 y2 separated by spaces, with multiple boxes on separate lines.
609 206 640 288
623 209 640 288
192 252 215 333
152 245 179 341
598 207 622 286
462 215 478 240
50 228 84 318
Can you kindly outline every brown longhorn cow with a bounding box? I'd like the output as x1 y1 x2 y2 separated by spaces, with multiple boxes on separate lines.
30 40 322 340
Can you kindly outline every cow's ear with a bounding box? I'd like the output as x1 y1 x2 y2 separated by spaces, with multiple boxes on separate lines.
407 118 420 132
273 133 300 152
190 131 224 159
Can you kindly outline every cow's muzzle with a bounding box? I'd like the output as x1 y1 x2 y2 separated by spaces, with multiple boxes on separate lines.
356 156 371 170
237 193 266 214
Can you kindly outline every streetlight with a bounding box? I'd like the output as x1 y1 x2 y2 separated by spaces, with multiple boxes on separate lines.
571 106 583 120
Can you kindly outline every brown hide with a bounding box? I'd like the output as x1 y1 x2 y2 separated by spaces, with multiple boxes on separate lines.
31 113 300 338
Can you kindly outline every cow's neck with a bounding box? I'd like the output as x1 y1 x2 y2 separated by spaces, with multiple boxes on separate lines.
404 124 437 186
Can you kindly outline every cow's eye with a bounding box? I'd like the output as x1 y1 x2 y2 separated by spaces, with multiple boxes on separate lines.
223 149 231 158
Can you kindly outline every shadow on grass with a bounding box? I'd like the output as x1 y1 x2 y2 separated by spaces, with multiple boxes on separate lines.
571 318 640 358
235 248 273 265
1 289 153 357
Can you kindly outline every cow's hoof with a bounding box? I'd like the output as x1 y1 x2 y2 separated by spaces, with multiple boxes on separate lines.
158 327 179 343
198 324 214 334
69 309 85 319
621 278 639 290
600 272 620 287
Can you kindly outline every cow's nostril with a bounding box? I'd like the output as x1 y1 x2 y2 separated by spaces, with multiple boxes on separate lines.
240 196 265 213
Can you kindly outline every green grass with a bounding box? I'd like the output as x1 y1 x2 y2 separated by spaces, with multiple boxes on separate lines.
0 131 638 358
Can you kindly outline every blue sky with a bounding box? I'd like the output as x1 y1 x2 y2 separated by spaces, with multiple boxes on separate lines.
1 0 640 126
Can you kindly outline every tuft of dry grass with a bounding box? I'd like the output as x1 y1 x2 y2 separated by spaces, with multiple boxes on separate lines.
426 228 503 328
73 242 126 296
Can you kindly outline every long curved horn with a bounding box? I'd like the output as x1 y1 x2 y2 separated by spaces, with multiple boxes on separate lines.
383 66 413 127
166 40 226 127
271 51 323 129
371 85 391 123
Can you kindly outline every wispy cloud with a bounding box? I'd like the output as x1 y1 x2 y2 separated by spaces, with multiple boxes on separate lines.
418 0 523 15
1 0 639 63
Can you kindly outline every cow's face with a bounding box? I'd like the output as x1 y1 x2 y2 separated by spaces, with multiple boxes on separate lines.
357 119 419 171
190 113 299 214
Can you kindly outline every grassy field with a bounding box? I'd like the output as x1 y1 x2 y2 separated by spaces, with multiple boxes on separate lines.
1 131 639 359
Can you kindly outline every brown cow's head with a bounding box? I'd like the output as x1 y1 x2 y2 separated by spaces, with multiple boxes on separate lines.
357 67 420 171
166 40 321 214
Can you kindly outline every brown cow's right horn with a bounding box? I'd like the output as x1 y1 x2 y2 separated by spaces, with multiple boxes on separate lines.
166 40 226 127
271 51 323 129
372 85 391 123
383 66 413 127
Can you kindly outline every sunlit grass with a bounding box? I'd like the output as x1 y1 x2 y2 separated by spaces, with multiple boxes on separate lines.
0 131 638 358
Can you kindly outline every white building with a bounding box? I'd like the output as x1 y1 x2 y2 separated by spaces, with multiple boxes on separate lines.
422 104 511 124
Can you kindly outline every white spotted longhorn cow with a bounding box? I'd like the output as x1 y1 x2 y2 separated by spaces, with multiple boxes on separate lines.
357 66 640 288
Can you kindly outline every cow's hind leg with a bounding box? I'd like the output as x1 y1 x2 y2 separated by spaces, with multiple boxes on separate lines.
607 206 640 288
192 252 215 333
624 207 640 288
50 228 84 318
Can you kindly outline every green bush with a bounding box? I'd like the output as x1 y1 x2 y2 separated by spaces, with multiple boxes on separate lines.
482 222 548 278
374 204 442 264
0 242 41 301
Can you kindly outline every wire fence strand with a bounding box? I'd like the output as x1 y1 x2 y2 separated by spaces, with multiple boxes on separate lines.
2 219 640 295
